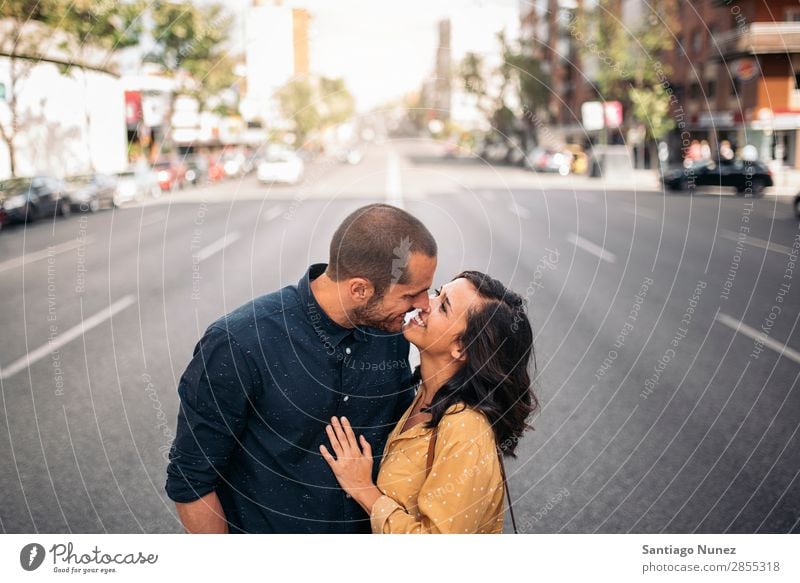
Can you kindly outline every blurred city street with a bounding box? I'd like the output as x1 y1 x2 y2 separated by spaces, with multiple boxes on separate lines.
0 138 797 533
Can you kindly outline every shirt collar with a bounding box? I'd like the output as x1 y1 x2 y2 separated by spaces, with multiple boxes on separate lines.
298 263 367 346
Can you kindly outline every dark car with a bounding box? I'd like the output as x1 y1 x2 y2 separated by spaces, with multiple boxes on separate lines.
65 173 118 212
0 176 71 227
184 155 209 186
662 159 773 195
794 192 800 220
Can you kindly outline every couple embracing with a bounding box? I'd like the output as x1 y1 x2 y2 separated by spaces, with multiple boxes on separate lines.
165 203 538 534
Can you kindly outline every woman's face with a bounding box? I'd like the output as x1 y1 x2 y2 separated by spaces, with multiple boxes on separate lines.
403 277 483 359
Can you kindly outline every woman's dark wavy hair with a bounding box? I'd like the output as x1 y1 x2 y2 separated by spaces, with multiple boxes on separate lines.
420 270 538 457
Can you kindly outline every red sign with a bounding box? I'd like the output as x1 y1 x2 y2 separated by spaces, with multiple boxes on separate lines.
734 58 759 83
604 101 623 129
124 91 143 127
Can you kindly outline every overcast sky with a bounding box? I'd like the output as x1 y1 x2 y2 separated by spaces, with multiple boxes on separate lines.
221 0 521 111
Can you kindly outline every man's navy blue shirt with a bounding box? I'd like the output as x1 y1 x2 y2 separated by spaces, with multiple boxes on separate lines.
165 264 414 533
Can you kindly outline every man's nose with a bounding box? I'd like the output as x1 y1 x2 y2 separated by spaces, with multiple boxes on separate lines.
414 293 431 311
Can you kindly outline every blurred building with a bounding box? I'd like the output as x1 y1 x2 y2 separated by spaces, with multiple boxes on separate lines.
519 0 595 147
519 0 800 169
293 8 311 77
440 6 521 132
433 19 452 121
0 20 127 179
243 0 311 125
662 0 800 169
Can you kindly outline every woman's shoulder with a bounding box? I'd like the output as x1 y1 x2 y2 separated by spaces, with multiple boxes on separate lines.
438 404 495 446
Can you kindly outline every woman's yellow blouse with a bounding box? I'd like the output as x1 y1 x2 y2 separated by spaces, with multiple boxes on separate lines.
371 400 505 534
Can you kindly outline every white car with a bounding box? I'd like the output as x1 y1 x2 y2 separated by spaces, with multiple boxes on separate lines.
257 153 304 185
114 166 161 206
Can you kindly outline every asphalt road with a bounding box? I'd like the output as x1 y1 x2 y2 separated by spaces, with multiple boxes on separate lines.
0 140 798 533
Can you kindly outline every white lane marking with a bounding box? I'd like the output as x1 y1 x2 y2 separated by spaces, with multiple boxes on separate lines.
386 149 404 209
0 236 95 275
567 233 617 263
262 206 285 223
622 204 659 220
508 202 531 219
0 295 136 380
139 212 166 227
194 232 241 262
716 312 800 365
720 229 795 256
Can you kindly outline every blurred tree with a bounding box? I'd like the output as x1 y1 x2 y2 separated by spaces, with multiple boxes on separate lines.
319 77 355 128
54 0 144 171
576 0 679 158
146 0 233 154
186 52 240 117
0 1 54 176
630 84 674 169
403 90 428 133
277 78 320 147
502 32 549 154
459 32 548 163
459 52 492 119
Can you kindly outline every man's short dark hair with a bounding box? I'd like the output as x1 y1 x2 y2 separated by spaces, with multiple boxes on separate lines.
327 204 437 295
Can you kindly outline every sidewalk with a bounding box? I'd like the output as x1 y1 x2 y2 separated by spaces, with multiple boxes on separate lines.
769 167 800 197
521 168 799 197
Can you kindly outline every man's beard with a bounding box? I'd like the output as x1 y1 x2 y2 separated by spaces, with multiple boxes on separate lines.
349 296 402 332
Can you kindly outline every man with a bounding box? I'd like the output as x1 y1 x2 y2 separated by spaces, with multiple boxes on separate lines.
165 203 437 533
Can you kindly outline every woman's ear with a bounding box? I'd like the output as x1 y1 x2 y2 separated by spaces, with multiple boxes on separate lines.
451 343 467 363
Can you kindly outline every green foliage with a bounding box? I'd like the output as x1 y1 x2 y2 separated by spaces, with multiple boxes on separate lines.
278 79 321 146
52 0 143 63
577 0 679 141
578 0 678 97
319 77 355 127
0 0 51 22
630 85 674 140
146 1 232 77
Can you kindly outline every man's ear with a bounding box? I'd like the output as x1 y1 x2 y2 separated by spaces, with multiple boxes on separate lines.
348 278 374 304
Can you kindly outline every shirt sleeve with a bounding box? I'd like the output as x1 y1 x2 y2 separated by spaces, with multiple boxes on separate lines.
165 324 261 503
370 409 504 534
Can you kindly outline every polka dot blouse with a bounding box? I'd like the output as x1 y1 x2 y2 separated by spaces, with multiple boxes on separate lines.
370 394 505 534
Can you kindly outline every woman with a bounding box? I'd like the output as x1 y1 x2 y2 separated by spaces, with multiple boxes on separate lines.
320 270 538 534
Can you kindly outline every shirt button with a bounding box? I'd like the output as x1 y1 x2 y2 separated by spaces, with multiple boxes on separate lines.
345 493 352 499
345 347 351 354
343 395 349 402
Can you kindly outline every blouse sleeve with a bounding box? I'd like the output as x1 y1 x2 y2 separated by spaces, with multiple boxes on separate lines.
370 408 503 534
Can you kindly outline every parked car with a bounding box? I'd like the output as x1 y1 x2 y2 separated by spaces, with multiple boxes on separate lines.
205 154 225 182
527 147 572 175
336 147 363 165
662 159 773 195
257 151 304 185
184 155 209 186
0 176 70 227
114 165 161 205
222 152 246 178
65 173 117 212
564 144 589 175
154 159 187 191
478 138 511 163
